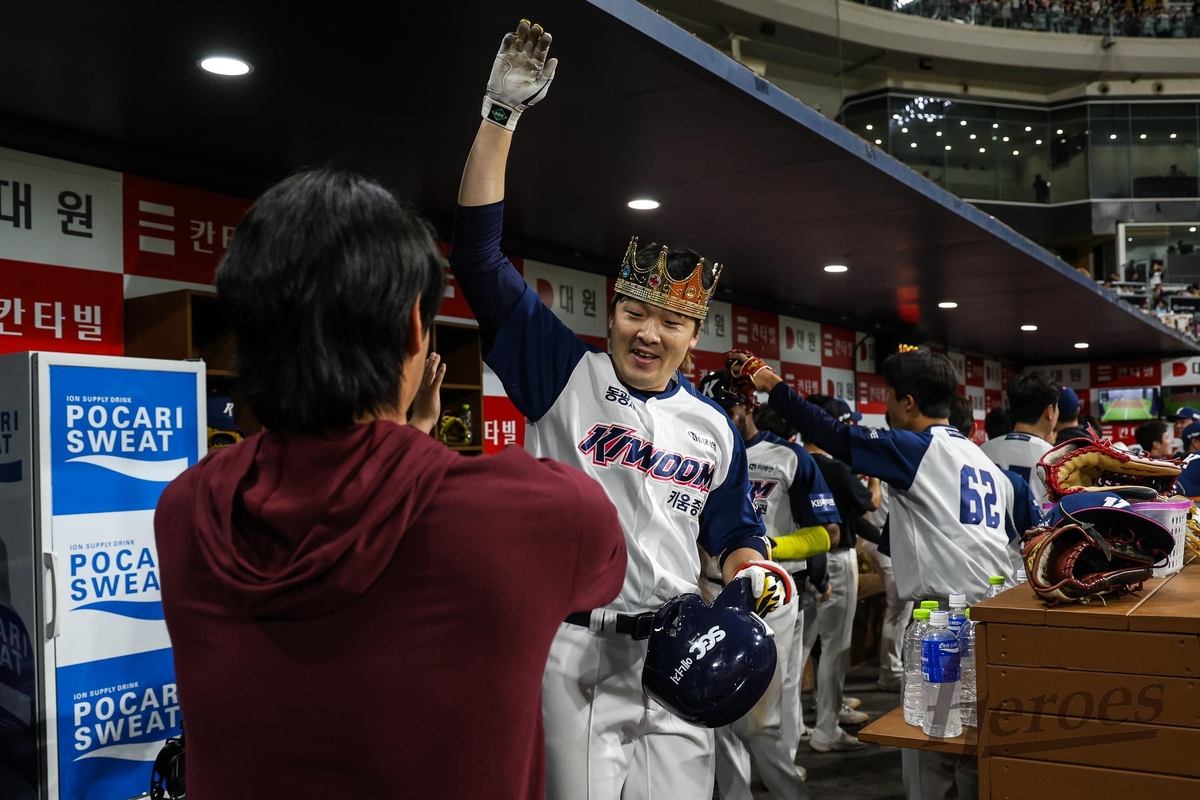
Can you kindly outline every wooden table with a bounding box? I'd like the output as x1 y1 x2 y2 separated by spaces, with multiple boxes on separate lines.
859 557 1200 799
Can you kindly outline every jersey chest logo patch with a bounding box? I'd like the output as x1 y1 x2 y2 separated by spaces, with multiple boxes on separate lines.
750 478 779 500
578 423 716 492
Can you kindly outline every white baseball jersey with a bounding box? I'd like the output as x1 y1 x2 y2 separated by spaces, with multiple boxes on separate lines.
981 432 1053 506
745 431 840 572
488 288 766 614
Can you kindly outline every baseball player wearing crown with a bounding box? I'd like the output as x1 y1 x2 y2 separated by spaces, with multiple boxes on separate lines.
449 21 795 800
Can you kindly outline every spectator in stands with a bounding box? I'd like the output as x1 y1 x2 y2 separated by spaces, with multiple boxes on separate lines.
1135 420 1174 459
1150 259 1165 288
984 405 1014 439
1033 174 1050 203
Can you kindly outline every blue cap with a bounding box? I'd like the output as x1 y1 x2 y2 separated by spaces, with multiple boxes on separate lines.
1184 422 1200 447
1168 406 1200 422
1057 386 1080 419
1043 491 1174 553
832 398 862 424
207 394 242 433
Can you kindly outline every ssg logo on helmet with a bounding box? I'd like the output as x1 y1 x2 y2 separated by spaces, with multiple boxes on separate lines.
689 625 726 659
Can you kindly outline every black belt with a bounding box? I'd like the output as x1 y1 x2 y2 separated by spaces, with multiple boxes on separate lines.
565 611 655 640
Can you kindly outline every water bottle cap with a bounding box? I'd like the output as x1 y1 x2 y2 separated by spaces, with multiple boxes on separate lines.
1016 568 1027 580
913 609 931 620
929 610 949 626
948 592 967 607
921 600 940 610
989 575 1007 585
964 609 971 620
462 403 470 409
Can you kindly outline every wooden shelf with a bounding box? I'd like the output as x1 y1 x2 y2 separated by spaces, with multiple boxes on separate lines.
857 706 978 757
448 445 484 453
206 369 236 377
441 382 482 390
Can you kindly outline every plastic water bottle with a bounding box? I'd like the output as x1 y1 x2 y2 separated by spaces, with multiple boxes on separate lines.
947 592 968 640
921 610 963 738
959 609 977 728
461 404 473 445
984 575 1007 599
902 609 931 726
1015 568 1027 585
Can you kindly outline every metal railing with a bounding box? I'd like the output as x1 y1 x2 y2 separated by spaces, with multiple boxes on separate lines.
854 1 1200 38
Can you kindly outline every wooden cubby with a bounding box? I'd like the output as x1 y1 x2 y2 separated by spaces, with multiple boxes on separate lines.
124 291 486 452
431 320 484 453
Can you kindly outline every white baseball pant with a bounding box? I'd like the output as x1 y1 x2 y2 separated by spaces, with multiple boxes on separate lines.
782 583 819 758
809 548 858 748
859 539 912 688
542 621 715 800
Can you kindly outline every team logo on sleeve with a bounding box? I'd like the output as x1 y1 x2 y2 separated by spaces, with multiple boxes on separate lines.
578 424 716 491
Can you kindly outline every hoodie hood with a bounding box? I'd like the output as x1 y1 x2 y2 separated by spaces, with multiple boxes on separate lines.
187 420 455 620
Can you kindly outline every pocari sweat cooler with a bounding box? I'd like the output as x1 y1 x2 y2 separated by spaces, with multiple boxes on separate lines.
0 352 204 800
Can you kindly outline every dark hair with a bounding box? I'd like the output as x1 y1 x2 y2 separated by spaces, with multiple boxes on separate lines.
753 406 796 440
1135 420 1170 453
1007 370 1060 426
948 394 974 437
984 406 1014 440
216 168 445 432
881 350 956 419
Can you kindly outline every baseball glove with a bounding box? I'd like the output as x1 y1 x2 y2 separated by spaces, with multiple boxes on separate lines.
1037 437 1181 501
1021 521 1167 606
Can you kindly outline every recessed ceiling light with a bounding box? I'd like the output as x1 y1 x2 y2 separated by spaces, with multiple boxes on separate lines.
866 124 874 131
1013 150 1020 156
945 145 952 151
960 120 967 126
1036 139 1043 145
936 131 943 137
627 199 659 210
938 301 958 309
199 56 252 76
901 127 908 133
875 139 882 145
1056 129 1064 134
824 264 849 273
1002 136 1010 142
1074 342 1089 349
1128 237 1133 242
1191 227 1197 232
970 134 977 140
979 147 986 153
1025 126 1032 132
1140 134 1147 140
1110 134 1118 140
1020 324 1038 331
1171 133 1178 139
911 142 917 148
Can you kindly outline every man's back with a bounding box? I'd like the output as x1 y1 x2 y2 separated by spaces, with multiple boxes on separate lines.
980 431 1053 505
156 422 625 799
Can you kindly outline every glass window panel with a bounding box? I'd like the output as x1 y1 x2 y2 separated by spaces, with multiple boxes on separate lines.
842 97 888 150
996 112 1051 201
1130 116 1200 198
946 115 999 200
1048 105 1089 202
1089 111 1131 199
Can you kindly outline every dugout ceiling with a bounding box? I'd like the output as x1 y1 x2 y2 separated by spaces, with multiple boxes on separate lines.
0 0 1193 363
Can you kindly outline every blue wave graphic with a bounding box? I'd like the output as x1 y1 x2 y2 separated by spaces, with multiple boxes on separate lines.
0 459 21 483
73 601 164 620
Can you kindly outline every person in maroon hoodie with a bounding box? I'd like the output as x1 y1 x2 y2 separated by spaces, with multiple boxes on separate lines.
155 168 626 800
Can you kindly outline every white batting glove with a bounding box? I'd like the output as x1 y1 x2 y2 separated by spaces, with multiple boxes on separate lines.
482 19 558 131
734 561 795 617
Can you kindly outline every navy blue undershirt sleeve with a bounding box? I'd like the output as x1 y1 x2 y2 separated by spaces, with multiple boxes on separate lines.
1002 468 1038 543
448 201 536 354
767 383 852 462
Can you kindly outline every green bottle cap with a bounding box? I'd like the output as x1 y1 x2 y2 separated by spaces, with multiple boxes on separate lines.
989 575 1007 585
914 609 931 621
965 609 971 620
921 600 940 610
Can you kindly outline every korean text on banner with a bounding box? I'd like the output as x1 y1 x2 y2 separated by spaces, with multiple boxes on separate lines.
0 258 123 357
0 147 123 274
122 174 251 286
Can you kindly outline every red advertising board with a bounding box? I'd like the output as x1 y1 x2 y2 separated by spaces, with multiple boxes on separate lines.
681 350 727 386
985 389 1003 413
965 355 984 387
731 306 780 360
482 394 525 455
857 373 888 414
779 362 821 397
820 324 855 370
122 174 251 285
1091 359 1161 389
0 258 123 356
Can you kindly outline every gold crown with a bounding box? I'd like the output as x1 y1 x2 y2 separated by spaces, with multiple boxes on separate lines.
614 236 722 320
